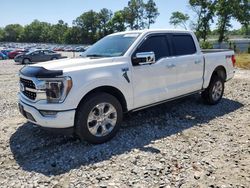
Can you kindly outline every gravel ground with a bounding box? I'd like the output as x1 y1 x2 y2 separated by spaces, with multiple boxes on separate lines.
0 59 249 188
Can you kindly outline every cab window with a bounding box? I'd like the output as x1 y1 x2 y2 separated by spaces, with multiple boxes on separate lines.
135 35 170 61
172 34 196 56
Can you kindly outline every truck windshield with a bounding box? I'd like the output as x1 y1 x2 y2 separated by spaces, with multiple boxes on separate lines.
82 33 140 58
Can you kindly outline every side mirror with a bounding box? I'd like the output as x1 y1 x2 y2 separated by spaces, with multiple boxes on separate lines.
133 52 156 65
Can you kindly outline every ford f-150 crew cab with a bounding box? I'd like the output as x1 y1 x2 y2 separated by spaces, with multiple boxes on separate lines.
18 29 235 144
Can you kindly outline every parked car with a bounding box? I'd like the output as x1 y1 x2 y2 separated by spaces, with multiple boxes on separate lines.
18 29 235 144
74 46 86 52
0 52 8 60
14 50 62 64
8 49 29 59
1 49 13 56
53 46 65 51
63 47 74 52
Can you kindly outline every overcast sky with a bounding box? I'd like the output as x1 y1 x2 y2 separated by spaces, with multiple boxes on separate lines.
0 0 241 30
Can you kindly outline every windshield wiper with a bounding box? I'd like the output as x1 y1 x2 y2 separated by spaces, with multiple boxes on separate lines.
86 54 107 58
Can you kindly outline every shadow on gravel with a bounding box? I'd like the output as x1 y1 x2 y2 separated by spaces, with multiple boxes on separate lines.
10 95 243 176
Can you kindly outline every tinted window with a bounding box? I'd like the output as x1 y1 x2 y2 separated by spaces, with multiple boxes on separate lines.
136 35 169 61
31 51 40 55
172 34 196 56
44 50 55 54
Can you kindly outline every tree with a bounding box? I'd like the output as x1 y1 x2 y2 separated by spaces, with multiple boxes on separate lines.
4 24 23 42
189 0 216 41
63 27 82 44
123 0 146 30
169 11 189 30
98 8 113 37
216 0 238 43
234 0 250 36
22 20 52 43
144 0 159 29
0 3 160 44
0 28 5 41
110 10 127 32
73 10 100 43
240 25 250 36
50 20 68 43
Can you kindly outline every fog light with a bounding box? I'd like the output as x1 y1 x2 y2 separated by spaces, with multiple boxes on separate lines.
40 110 58 117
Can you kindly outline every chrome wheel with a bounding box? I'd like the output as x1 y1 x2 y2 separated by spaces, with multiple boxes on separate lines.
87 103 117 137
212 81 223 101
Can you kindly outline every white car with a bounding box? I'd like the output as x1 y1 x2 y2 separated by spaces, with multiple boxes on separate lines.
18 29 235 144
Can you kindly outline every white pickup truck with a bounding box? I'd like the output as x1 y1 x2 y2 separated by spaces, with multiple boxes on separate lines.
18 29 235 144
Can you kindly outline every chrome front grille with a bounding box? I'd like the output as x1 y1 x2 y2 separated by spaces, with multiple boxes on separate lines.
20 77 37 101
20 78 36 89
23 90 37 100
19 76 47 102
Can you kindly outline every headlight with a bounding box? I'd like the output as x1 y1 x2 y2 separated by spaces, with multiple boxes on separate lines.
38 77 73 103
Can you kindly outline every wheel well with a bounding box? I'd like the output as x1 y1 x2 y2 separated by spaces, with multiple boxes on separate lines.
211 66 227 81
77 86 128 112
23 58 31 62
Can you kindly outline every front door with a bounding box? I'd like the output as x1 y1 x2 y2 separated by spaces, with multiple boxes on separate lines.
131 34 177 109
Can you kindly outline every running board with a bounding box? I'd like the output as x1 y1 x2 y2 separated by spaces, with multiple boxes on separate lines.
130 90 202 112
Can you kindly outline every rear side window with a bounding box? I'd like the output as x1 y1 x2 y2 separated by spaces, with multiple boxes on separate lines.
136 35 170 61
172 34 196 56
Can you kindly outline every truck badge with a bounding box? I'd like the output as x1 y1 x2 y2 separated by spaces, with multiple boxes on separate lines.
122 68 130 83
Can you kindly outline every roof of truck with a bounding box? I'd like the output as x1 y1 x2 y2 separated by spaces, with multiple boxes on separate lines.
110 29 192 36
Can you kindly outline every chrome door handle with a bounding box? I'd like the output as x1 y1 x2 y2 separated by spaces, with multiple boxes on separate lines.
166 64 176 69
195 60 202 64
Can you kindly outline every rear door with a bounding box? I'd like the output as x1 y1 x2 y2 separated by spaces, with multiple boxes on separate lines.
169 33 204 96
43 50 54 61
131 34 177 109
30 51 42 62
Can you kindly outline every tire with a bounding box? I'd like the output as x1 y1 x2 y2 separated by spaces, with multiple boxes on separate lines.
22 58 31 64
0 56 3 60
75 92 123 144
51 57 57 60
201 75 224 105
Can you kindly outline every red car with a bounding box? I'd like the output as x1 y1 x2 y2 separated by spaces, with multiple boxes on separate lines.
8 50 28 59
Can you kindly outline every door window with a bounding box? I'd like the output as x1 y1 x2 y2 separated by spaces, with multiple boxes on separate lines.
31 51 40 56
172 34 196 56
135 35 170 61
44 50 54 55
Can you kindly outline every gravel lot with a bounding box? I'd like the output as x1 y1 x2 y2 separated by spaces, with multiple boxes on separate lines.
0 58 249 188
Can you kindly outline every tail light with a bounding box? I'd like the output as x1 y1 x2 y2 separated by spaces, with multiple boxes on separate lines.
231 55 236 67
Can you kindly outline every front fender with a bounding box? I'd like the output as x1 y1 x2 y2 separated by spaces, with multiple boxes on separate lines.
67 76 133 111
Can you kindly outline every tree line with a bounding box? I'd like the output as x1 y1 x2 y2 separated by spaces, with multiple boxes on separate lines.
169 0 250 43
0 0 249 44
0 0 159 44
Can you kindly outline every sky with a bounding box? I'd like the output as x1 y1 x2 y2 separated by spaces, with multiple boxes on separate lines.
0 0 241 30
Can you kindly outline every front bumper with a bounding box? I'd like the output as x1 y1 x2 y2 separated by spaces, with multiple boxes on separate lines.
19 100 75 129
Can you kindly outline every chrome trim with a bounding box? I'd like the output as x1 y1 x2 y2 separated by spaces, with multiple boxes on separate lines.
19 74 72 103
19 74 47 103
25 87 45 93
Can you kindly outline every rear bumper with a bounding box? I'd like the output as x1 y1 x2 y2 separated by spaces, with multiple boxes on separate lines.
19 100 75 129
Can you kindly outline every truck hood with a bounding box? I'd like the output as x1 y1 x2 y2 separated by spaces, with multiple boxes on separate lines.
30 57 125 73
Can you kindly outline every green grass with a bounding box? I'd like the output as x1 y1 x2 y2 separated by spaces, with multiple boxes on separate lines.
236 54 250 69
